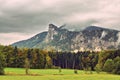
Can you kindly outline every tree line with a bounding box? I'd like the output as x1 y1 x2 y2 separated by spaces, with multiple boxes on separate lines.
0 45 120 75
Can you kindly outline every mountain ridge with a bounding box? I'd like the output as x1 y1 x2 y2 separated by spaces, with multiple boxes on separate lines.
12 24 120 51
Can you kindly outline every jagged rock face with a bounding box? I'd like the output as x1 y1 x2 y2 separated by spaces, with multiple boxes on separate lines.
12 24 120 51
71 26 120 51
44 24 78 51
117 32 120 43
45 24 58 42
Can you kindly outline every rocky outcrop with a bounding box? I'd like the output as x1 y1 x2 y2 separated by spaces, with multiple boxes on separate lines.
45 24 58 42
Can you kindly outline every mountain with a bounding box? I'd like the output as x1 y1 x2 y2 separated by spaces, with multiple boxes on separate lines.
12 24 120 51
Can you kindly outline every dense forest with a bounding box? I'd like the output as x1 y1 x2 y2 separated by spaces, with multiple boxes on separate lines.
0 45 120 75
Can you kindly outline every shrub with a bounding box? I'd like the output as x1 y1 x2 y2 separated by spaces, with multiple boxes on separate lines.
112 57 120 74
74 69 78 74
103 59 114 73
95 64 102 74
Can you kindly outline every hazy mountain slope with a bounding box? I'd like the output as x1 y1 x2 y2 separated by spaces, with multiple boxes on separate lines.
12 32 47 48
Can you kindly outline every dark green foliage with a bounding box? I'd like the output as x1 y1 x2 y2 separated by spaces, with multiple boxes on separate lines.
96 50 120 74
95 64 102 73
74 69 78 74
31 49 45 69
0 45 120 75
2 46 25 68
112 57 120 74
25 58 30 75
0 45 5 75
13 46 19 67
59 67 62 73
0 52 4 75
103 59 114 72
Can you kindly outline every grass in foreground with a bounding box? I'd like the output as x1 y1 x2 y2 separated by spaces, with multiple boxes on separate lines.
0 68 119 80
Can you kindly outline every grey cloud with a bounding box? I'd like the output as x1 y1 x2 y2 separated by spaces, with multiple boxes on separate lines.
0 0 120 34
0 9 65 33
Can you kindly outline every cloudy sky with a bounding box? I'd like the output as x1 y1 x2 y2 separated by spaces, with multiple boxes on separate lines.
0 0 120 45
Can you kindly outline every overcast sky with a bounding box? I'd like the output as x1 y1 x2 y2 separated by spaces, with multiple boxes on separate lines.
0 0 120 45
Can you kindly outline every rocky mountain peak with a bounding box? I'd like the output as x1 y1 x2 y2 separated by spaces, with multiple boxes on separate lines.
84 26 103 31
84 26 119 32
46 24 59 42
12 24 120 51
49 24 58 30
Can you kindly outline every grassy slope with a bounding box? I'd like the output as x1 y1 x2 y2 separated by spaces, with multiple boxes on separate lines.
0 68 119 80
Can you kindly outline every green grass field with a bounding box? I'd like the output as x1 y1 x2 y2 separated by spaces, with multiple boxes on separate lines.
0 68 119 80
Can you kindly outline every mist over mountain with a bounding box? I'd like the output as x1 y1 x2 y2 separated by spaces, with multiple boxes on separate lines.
12 24 120 51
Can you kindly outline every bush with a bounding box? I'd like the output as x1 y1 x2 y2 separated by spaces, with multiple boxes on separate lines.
112 57 120 74
95 64 102 73
103 59 114 73
74 69 78 74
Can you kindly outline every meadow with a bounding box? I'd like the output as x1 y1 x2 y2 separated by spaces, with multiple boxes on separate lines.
0 68 119 80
